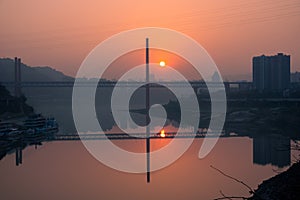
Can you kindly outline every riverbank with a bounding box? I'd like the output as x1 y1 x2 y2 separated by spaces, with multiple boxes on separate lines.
0 84 58 161
250 161 300 200
0 84 34 121
161 99 300 139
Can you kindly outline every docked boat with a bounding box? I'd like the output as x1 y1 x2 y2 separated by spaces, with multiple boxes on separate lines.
0 122 21 139
35 118 58 134
24 114 46 129
0 122 14 135
5 130 23 140
24 114 58 136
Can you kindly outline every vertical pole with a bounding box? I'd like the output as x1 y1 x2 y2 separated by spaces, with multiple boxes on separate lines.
15 148 19 166
14 57 18 97
19 149 22 164
146 38 150 183
18 58 21 97
14 57 21 97
17 58 23 113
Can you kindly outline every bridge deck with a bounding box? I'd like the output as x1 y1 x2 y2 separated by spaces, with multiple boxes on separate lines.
52 132 242 141
1 81 252 88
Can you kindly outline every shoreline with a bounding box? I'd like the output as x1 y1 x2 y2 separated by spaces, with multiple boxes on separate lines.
249 161 300 200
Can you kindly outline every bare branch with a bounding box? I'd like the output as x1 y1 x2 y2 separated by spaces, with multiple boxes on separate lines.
210 165 254 194
272 167 283 174
214 197 248 200
292 154 300 163
219 190 232 200
220 190 232 200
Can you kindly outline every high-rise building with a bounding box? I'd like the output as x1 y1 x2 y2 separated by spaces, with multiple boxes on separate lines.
253 53 290 93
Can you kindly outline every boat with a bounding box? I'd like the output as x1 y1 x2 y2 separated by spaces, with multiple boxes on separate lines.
23 114 58 136
0 122 15 135
5 130 23 140
24 114 46 129
0 122 21 139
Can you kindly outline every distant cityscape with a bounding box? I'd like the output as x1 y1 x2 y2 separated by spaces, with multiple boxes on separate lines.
1 54 300 98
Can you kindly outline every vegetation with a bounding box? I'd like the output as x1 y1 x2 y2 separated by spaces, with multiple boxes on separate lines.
0 84 33 119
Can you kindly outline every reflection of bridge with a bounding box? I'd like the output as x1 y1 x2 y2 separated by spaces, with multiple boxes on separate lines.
52 132 243 141
1 81 251 87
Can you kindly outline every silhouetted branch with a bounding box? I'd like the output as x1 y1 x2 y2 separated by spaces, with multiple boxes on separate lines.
219 190 231 200
291 154 299 163
291 140 300 162
214 196 248 200
214 190 249 200
210 165 264 200
272 168 283 174
217 190 245 200
210 165 254 194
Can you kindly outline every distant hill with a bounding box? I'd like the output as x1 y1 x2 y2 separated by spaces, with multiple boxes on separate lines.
0 58 74 82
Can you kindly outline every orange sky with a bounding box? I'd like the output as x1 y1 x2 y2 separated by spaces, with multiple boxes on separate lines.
0 0 300 79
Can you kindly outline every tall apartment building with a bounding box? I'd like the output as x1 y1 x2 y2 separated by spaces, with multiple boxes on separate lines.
253 53 290 93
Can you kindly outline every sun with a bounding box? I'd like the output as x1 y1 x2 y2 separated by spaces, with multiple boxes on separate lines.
160 129 166 138
159 61 166 67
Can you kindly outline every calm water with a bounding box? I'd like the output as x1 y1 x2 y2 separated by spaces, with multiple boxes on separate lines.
0 137 295 200
0 87 297 199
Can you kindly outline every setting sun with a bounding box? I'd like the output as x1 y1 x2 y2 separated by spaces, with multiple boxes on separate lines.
160 129 166 138
159 61 166 67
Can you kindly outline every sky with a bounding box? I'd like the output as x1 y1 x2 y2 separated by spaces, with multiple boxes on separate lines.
0 0 300 80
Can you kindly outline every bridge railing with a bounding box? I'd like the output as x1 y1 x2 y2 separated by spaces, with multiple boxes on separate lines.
0 81 253 88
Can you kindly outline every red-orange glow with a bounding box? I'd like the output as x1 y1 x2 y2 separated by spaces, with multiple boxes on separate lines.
160 129 166 138
1 1 299 77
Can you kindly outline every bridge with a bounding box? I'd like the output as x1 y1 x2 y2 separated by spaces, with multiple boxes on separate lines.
0 80 252 91
51 132 243 141
2 57 253 97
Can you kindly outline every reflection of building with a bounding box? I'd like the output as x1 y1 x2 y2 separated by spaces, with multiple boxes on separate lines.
118 111 128 129
211 71 221 82
253 134 290 168
253 53 290 93
291 72 300 82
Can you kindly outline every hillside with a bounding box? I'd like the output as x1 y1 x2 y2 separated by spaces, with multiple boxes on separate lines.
0 58 74 82
250 161 300 200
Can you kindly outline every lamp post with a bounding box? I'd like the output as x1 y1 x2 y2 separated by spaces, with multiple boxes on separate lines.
146 38 150 183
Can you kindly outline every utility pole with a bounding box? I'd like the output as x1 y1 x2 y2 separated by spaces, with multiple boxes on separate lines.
146 38 150 183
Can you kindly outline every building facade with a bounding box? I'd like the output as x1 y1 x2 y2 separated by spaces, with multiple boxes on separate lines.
253 53 290 93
